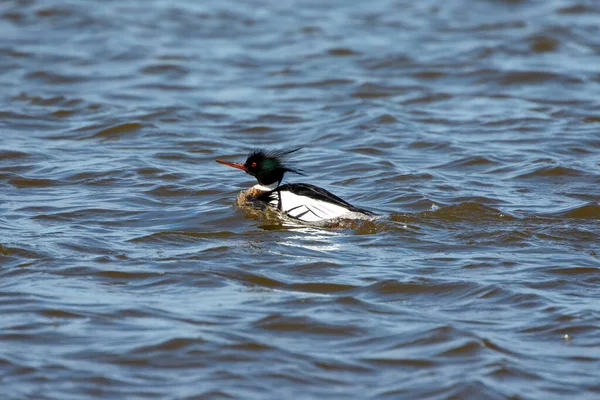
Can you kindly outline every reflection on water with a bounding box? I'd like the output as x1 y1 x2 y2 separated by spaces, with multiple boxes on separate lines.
277 228 344 253
1 0 600 398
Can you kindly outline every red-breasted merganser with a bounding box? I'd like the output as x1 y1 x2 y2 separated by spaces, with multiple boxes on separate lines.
216 148 375 223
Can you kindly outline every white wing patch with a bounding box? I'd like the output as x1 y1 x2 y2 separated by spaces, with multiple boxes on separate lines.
269 190 353 222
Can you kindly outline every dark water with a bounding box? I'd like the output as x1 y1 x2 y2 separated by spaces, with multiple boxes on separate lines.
2 0 600 398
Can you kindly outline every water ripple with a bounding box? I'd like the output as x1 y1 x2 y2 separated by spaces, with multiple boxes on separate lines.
1 0 600 399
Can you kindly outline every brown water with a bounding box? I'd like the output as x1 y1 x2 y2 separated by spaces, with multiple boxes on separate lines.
2 0 600 398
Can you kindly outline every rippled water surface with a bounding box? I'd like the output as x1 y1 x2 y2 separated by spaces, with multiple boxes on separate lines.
2 0 600 398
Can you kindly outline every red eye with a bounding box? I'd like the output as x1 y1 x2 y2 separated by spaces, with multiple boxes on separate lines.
251 162 257 168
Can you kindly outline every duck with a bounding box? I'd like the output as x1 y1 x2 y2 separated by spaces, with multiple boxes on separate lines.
216 148 375 222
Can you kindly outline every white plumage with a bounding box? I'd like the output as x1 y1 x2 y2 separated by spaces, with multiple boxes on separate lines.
269 190 355 222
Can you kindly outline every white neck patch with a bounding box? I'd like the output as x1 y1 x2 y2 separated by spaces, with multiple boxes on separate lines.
252 182 279 191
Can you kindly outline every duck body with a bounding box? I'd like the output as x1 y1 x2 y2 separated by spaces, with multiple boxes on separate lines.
217 148 375 223
263 183 374 222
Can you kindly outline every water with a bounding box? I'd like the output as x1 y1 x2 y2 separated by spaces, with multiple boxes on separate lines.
2 0 600 398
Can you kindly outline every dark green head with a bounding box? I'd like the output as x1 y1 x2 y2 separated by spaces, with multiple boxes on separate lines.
216 148 303 186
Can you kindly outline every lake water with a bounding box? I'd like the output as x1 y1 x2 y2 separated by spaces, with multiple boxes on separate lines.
1 0 599 398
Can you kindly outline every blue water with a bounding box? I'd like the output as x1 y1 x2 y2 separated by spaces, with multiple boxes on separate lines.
1 0 600 399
